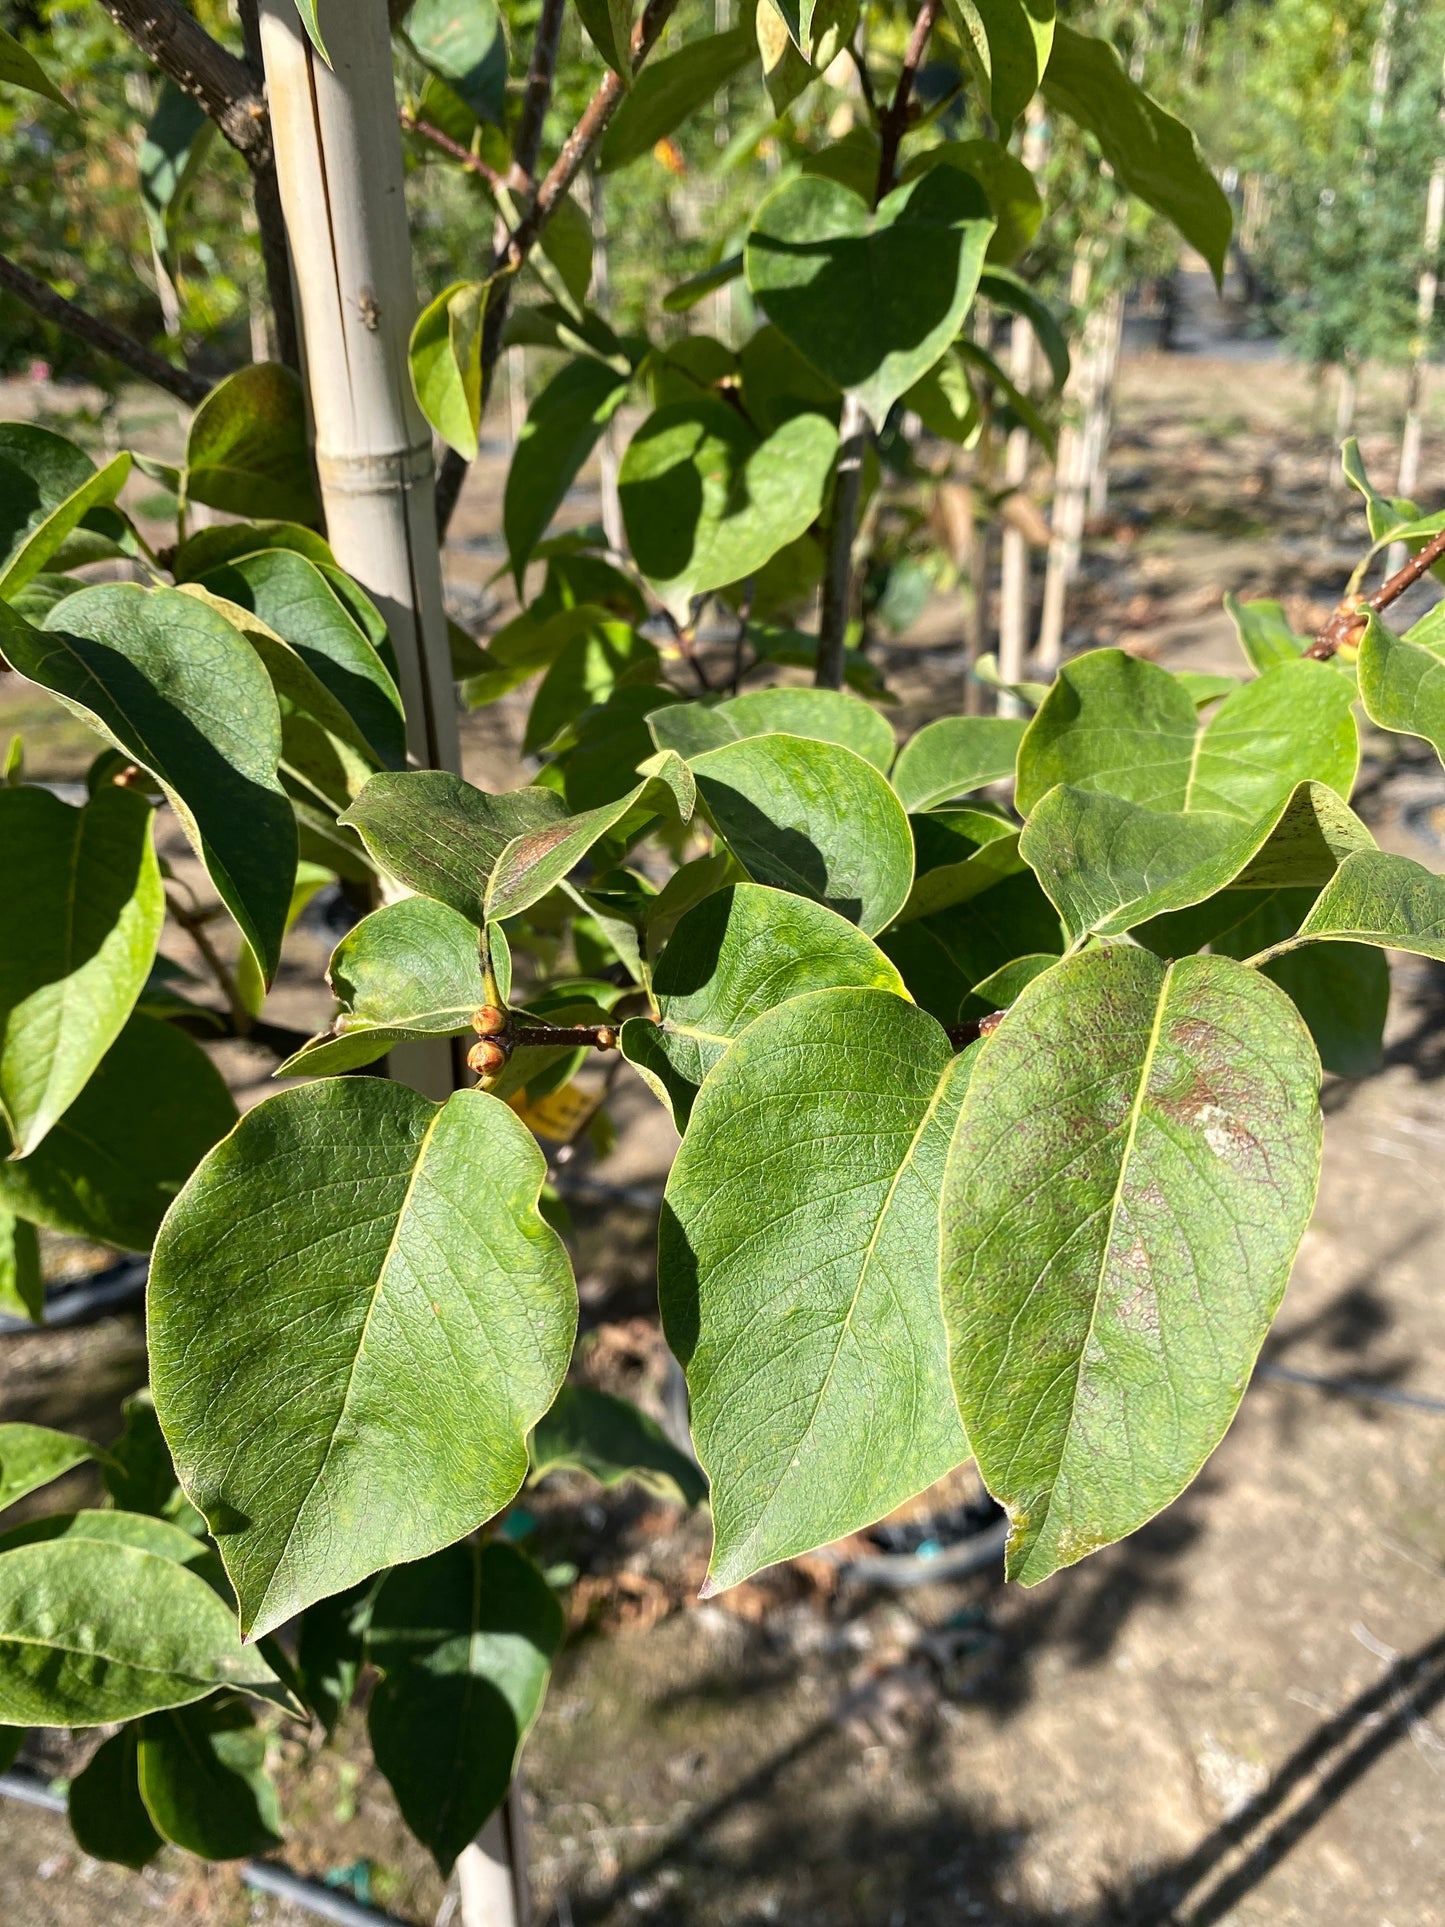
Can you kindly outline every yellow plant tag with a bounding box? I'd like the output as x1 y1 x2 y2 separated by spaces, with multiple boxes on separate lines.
508 1081 595 1144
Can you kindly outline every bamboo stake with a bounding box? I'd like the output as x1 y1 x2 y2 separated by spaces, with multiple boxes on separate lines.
256 0 458 783
257 16 530 1915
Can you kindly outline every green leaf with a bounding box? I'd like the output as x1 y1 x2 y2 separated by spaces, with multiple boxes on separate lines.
149 1079 576 1638
575 0 634 77
891 716 1026 811
0 1207 41 1324
485 755 694 924
281 894 486 1077
762 0 857 62
620 880 906 1125
0 784 163 1156
234 860 332 1019
0 24 70 109
367 1540 563 1874
538 194 594 309
880 867 1063 1027
1223 592 1310 673
1041 25 1232 284
195 550 405 772
1249 849 1445 965
139 80 215 265
411 279 489 461
291 0 329 60
690 734 913 936
103 1391 203 1529
745 165 995 429
661 988 971 1591
69 1727 163 1870
1015 650 1359 819
340 771 566 923
0 424 130 598
0 1536 282 1723
717 686 895 770
1020 781 1374 945
757 0 816 114
505 358 629 586
184 364 320 525
0 1014 238 1252
944 945 1320 1585
295 1582 374 1736
902 352 981 445
977 267 1069 391
942 0 1054 127
5 584 296 984
525 619 658 754
138 1696 281 1859
172 520 335 582
619 401 838 621
562 682 684 811
0 1509 212 1564
663 253 745 314
1358 611 1445 770
894 809 1026 923
899 140 1043 267
736 323 842 436
600 24 757 171
530 1385 706 1505
406 0 508 125
0 1424 100 1512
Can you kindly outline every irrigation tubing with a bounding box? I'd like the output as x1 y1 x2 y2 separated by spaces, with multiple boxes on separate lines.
0 1772 415 1926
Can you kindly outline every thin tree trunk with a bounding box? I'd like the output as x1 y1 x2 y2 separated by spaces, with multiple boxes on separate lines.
996 316 1034 716
1037 247 1095 669
589 169 624 552
256 20 530 1918
816 393 867 689
996 99 1046 710
1389 57 1445 571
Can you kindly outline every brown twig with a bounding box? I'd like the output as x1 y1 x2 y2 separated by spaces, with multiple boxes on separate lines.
874 0 943 205
236 0 300 370
167 894 252 1037
435 0 684 538
511 0 569 189
945 1009 1004 1051
0 253 211 405
399 107 508 194
466 1005 618 1076
1306 523 1445 658
98 1 299 370
850 38 880 122
98 0 270 164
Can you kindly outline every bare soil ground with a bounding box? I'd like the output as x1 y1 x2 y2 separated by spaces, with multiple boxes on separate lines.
4 323 1445 1926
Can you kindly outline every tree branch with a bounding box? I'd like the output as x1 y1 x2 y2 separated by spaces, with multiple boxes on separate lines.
1307 523 1445 657
510 0 568 190
97 0 271 166
0 252 211 404
400 107 507 194
435 0 684 537
874 0 943 205
237 0 301 372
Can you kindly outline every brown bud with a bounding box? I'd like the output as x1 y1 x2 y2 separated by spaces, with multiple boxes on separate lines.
467 1039 508 1076
978 1009 1006 1036
594 1027 617 1051
470 1005 507 1037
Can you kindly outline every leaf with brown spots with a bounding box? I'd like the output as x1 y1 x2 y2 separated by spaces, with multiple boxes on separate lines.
941 944 1321 1585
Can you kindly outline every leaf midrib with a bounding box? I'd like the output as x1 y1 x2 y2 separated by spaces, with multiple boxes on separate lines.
1020 962 1174 1571
253 1103 447 1631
